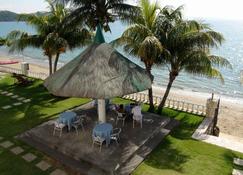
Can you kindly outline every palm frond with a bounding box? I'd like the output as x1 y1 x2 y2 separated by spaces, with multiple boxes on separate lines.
209 55 232 69
0 37 6 46
138 36 163 64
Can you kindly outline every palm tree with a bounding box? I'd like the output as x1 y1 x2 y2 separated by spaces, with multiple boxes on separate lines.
46 2 92 72
113 0 162 111
53 0 139 32
156 7 232 113
7 1 91 75
0 37 6 46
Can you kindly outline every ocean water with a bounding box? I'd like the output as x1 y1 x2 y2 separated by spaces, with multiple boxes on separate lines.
1 20 243 100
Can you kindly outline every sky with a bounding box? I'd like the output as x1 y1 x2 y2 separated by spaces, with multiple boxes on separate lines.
1 0 243 20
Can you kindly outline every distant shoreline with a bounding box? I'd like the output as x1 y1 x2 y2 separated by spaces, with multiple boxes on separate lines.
0 10 48 22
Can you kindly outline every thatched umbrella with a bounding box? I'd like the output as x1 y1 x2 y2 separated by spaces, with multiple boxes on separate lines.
44 25 152 122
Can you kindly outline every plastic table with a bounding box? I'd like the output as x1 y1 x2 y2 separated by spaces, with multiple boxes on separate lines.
93 123 113 146
58 111 77 131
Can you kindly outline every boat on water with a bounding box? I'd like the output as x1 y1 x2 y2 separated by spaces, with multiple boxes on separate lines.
0 60 19 65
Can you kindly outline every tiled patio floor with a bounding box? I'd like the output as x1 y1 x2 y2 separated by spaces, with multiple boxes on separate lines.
19 103 178 175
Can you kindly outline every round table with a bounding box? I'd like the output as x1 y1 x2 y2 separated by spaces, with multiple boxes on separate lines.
58 111 77 131
92 123 113 146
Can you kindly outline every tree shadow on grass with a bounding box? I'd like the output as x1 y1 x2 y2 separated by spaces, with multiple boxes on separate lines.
0 77 90 137
139 106 205 173
144 138 190 173
0 103 64 137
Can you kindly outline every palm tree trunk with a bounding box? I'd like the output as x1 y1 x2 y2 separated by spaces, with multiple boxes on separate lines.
146 66 154 112
148 87 154 112
54 52 60 73
48 55 53 75
158 72 176 114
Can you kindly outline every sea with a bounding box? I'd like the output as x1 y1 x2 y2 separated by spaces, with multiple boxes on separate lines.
1 20 243 101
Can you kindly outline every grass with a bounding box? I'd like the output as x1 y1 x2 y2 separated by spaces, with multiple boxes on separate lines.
0 94 13 107
0 75 91 175
134 108 243 175
0 76 243 175
111 98 243 175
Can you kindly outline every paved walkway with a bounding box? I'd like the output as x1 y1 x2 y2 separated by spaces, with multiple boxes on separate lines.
233 158 243 175
192 117 243 153
0 136 68 175
0 89 31 110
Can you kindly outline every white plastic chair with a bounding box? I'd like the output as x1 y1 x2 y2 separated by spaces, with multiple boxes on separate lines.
92 135 105 152
71 118 84 135
111 128 122 145
133 115 143 128
116 112 126 126
132 105 143 128
53 121 66 137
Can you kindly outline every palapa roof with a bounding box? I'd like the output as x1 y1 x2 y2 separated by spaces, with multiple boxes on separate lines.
44 25 152 99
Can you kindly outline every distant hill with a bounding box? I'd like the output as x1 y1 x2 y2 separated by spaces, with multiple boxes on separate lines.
0 11 18 21
0 10 47 22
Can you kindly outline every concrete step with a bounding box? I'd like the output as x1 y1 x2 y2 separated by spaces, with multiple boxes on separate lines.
232 169 243 175
234 158 243 166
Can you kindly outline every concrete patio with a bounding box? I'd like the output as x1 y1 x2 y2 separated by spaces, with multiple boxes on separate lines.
18 103 179 175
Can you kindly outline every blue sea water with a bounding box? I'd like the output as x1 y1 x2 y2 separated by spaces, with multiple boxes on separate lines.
1 20 243 99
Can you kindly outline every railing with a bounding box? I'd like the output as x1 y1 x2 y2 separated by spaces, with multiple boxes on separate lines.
123 93 206 116
28 71 48 80
0 66 48 80
0 66 22 75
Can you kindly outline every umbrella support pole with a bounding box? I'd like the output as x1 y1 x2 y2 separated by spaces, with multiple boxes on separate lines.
98 99 106 123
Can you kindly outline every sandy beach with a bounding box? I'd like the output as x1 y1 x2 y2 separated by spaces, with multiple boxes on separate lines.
1 56 243 141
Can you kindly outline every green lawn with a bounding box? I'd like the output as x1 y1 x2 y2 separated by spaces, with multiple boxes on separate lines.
0 75 242 175
0 75 90 175
0 94 13 108
134 109 243 175
111 99 243 175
